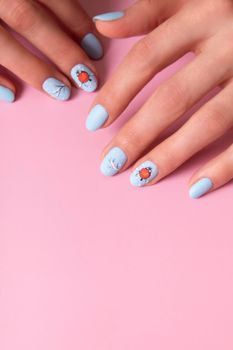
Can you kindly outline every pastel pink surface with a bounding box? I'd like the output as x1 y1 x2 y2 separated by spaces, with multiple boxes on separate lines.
0 1 233 349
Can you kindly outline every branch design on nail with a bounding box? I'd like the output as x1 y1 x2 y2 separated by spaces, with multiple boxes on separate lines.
100 147 128 177
42 77 71 101
53 83 69 99
109 158 121 171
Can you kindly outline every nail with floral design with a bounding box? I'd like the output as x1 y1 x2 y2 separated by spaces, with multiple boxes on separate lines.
70 64 98 92
130 160 159 187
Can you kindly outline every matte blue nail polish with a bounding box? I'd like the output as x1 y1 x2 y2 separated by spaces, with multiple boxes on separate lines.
101 147 127 176
0 86 15 103
130 161 159 187
189 178 213 199
42 78 71 101
81 33 104 60
93 11 125 22
70 64 98 92
86 104 109 131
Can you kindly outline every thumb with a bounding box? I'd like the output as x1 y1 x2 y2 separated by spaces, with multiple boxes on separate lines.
93 1 166 38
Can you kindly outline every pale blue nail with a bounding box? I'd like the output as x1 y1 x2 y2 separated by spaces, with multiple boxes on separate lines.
101 147 127 176
42 78 71 101
189 178 213 199
93 11 125 22
70 64 98 92
130 161 159 187
81 33 104 60
0 86 15 103
86 104 109 131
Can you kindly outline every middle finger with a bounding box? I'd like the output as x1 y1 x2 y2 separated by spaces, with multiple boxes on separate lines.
100 48 231 176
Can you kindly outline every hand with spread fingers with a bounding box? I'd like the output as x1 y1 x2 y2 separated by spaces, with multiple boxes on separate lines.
88 0 233 199
0 0 104 102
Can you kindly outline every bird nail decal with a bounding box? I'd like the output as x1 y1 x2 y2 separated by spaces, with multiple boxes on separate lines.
130 161 159 187
70 64 98 92
100 147 128 176
42 78 71 101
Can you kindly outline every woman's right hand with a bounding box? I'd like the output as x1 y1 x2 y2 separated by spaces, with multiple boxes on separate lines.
0 0 104 102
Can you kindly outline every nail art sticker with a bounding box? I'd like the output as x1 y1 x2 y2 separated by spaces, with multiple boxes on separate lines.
42 78 71 101
70 64 98 92
100 147 128 176
130 161 159 187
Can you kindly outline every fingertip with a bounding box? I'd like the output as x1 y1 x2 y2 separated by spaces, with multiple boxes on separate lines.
0 77 16 103
81 33 104 60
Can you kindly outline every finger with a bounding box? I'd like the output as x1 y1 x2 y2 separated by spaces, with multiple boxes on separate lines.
0 25 71 100
93 1 163 38
0 0 98 92
188 144 233 199
129 83 233 187
93 0 182 38
99 49 230 166
39 0 103 60
86 9 205 131
0 75 16 103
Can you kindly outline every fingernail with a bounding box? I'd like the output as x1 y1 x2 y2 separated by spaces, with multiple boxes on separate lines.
0 86 15 103
81 33 104 60
42 78 71 101
189 178 213 199
100 147 127 176
93 11 125 22
130 161 159 187
70 64 98 92
86 104 109 131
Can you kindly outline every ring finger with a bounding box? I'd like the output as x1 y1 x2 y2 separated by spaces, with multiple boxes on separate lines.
129 82 233 188
0 24 71 100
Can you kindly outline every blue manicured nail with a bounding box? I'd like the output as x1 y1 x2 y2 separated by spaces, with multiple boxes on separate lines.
101 147 127 176
42 78 71 101
0 86 15 103
86 104 109 131
130 161 159 187
70 64 98 92
93 11 125 22
81 33 104 60
189 178 213 199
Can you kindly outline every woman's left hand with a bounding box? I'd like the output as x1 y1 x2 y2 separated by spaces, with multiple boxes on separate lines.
88 0 233 199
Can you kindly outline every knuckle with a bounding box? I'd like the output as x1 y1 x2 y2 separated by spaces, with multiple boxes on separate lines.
200 104 231 134
156 80 189 115
117 127 145 155
132 36 154 63
8 0 37 32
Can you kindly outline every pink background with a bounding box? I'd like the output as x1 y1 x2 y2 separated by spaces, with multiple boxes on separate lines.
0 1 233 349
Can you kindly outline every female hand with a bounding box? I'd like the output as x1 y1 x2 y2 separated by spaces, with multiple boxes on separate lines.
0 0 104 102
87 0 233 199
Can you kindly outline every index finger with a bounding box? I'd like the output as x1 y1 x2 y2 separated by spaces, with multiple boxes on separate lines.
86 9 204 131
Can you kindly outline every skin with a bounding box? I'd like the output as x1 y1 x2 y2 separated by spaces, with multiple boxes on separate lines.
0 0 102 97
92 0 233 197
